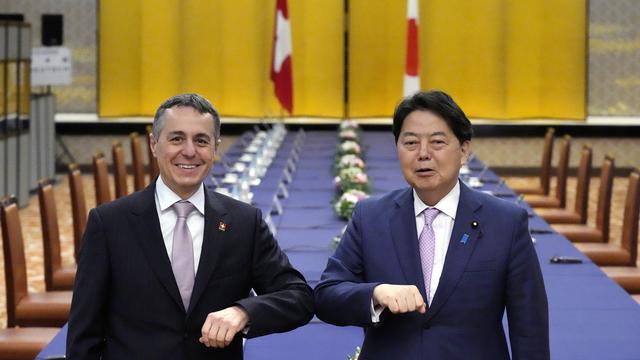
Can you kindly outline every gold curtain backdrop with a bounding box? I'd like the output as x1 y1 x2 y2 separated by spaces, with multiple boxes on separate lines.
100 0 585 120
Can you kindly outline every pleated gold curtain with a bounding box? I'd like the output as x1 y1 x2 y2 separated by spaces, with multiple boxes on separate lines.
100 0 344 118
100 0 585 120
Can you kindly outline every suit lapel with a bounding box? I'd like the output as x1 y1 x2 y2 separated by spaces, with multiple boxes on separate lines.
389 189 428 296
131 184 184 312
426 182 483 320
187 190 229 315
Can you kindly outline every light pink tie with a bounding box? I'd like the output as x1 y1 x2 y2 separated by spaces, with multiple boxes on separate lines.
172 200 196 310
419 208 439 305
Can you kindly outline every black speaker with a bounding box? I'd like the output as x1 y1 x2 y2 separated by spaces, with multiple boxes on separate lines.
42 14 63 46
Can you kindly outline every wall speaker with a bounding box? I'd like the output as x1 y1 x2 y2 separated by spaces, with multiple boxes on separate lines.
42 14 63 46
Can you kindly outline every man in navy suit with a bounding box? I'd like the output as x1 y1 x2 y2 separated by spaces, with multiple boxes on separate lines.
314 91 549 359
67 94 313 359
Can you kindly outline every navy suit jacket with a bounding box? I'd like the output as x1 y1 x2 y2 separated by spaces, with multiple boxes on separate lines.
67 182 313 359
315 182 549 359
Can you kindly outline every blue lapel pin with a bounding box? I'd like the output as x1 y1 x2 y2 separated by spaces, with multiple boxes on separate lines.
460 233 470 244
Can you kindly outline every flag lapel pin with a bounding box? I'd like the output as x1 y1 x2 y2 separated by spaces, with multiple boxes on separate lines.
218 221 227 232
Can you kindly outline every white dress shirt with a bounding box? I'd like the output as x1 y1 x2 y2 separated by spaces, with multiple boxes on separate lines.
372 182 461 321
155 177 206 274
413 181 460 304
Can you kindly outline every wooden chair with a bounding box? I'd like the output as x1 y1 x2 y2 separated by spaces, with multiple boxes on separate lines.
38 179 76 291
553 155 615 243
1 197 71 327
575 170 639 267
112 141 128 198
511 127 554 195
93 152 112 206
130 132 146 191
524 135 571 208
0 328 59 360
147 125 159 180
68 164 88 259
535 145 592 224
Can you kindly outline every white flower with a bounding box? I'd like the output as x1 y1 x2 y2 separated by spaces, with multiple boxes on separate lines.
339 129 358 140
339 154 365 168
339 120 359 130
340 141 361 154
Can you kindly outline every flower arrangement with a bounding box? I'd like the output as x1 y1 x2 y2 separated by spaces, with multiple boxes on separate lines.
334 190 369 220
334 167 370 193
339 120 359 131
347 346 361 360
335 154 365 173
338 129 359 141
337 140 361 156
332 121 370 233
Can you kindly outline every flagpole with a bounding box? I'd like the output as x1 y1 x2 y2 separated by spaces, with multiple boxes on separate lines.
343 0 350 121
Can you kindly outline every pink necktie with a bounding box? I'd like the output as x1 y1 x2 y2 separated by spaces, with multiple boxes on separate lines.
172 200 196 310
419 208 440 305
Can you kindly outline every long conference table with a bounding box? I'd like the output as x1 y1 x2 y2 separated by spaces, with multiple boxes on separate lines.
36 130 640 359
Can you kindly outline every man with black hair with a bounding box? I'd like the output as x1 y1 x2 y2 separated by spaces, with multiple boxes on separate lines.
315 90 549 359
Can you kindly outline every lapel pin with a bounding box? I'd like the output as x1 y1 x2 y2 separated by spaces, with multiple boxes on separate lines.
218 221 227 232
460 233 470 244
471 220 479 229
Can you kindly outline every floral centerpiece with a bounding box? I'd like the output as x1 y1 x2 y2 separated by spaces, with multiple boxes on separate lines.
334 167 370 193
338 129 359 141
334 189 369 220
347 346 361 360
339 120 359 131
337 140 361 156
335 154 365 173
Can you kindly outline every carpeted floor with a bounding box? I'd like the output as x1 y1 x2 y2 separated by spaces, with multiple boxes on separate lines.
0 174 633 327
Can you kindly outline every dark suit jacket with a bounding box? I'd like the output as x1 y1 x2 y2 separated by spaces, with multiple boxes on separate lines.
67 183 313 359
314 182 549 359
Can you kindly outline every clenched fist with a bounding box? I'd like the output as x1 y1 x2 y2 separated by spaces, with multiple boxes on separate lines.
199 306 250 348
372 284 426 314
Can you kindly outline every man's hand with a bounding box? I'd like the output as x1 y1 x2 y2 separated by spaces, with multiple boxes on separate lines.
199 306 249 348
372 284 426 314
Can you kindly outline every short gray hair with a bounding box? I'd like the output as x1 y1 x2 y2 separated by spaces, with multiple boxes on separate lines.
152 93 221 141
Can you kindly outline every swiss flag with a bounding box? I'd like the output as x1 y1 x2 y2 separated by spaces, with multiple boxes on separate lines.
271 0 293 114
404 0 420 97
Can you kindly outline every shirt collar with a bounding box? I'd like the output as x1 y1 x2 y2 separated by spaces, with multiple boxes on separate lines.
413 181 460 220
155 177 205 215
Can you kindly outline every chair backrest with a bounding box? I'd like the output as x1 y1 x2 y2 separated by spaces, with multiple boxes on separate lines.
539 127 555 195
68 164 87 259
93 152 112 206
112 141 128 198
130 132 147 191
595 156 615 242
1 196 29 327
554 135 571 208
573 145 593 223
147 126 159 181
620 170 640 265
37 179 63 292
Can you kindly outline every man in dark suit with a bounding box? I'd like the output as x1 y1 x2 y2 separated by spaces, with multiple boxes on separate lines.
67 94 313 359
314 91 549 359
